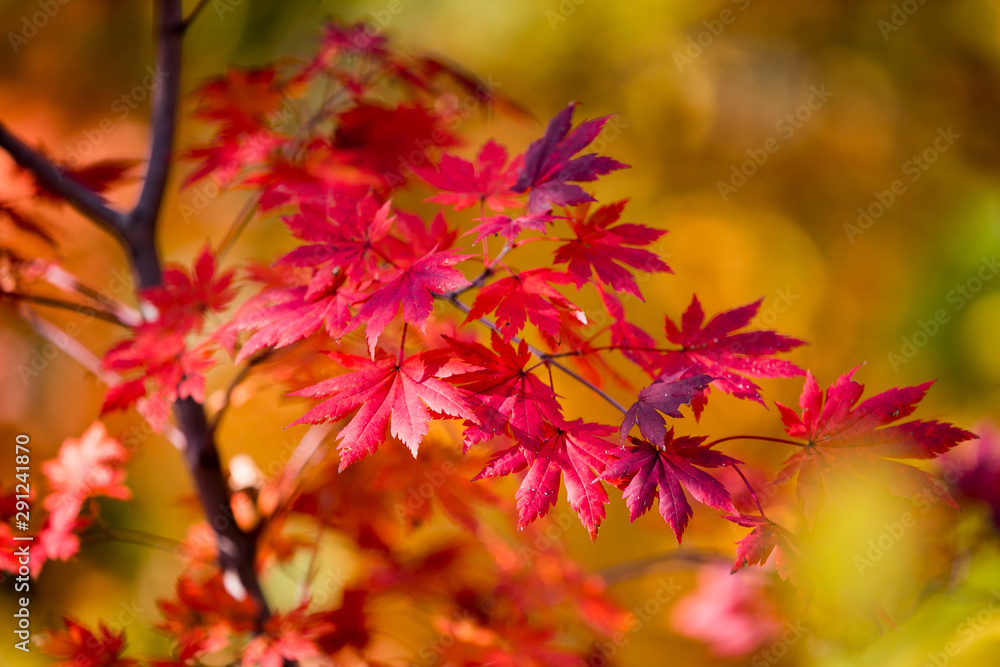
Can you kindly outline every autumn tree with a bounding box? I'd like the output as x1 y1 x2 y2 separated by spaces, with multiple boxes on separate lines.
0 3 980 666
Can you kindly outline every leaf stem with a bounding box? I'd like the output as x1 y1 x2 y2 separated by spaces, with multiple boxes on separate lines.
2 291 129 327
705 435 804 448
444 295 627 414
732 464 767 518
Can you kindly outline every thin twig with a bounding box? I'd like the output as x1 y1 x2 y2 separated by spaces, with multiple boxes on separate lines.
20 306 187 450
0 125 128 233
210 352 271 433
2 290 129 327
597 548 731 585
445 296 627 413
182 0 212 29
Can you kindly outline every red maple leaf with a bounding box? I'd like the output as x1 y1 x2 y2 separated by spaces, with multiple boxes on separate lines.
512 102 628 213
773 366 977 520
182 67 289 187
468 212 553 243
241 605 334 667
290 350 478 470
157 573 258 661
554 200 671 298
474 419 616 539
436 332 562 448
353 249 470 356
37 617 138 667
278 191 395 291
418 140 524 211
234 275 360 363
466 268 585 343
143 245 237 330
29 158 138 204
725 514 804 586
42 421 131 509
316 588 370 654
598 288 660 371
658 294 806 417
619 371 714 444
333 103 458 185
600 428 740 542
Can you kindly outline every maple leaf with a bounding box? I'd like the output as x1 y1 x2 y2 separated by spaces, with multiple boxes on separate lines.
42 421 131 508
234 276 360 363
773 367 977 520
466 268 585 342
474 419 617 539
182 67 289 187
658 294 806 417
25 158 139 204
382 209 459 262
418 140 524 211
619 371 714 444
600 428 740 542
512 102 628 213
334 103 458 185
435 332 562 448
316 588 370 654
37 617 138 667
278 192 395 290
598 288 660 371
143 244 237 330
290 350 477 470
554 200 671 298
102 332 216 431
353 249 470 356
156 573 258 661
241 605 334 667
468 212 553 243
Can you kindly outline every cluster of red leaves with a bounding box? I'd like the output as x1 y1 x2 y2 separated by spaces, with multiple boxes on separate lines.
101 246 236 430
19 18 978 667
37 617 137 667
1 422 131 578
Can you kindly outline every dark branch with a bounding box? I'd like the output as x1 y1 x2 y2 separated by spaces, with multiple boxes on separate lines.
0 124 128 233
182 0 212 29
1 291 129 327
0 0 280 637
128 0 184 236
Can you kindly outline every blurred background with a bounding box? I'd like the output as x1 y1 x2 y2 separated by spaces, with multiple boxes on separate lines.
1 1 1000 665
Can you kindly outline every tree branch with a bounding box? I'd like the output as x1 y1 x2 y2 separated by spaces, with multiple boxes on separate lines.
182 0 212 29
0 0 279 635
0 124 128 233
127 0 184 235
